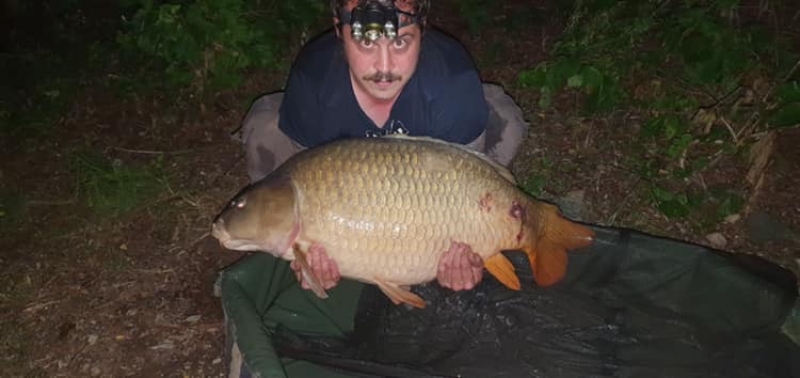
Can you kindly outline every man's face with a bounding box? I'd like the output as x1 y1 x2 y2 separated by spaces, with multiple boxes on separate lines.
337 1 422 102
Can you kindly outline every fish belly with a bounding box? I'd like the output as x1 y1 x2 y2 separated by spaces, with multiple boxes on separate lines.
288 138 524 286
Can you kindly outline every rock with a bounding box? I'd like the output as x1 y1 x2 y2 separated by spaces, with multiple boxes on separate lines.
723 214 741 224
554 190 587 221
150 341 174 350
184 315 201 323
705 233 727 249
88 334 98 345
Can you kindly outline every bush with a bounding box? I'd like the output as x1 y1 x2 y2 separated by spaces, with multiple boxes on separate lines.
117 0 328 95
517 0 800 221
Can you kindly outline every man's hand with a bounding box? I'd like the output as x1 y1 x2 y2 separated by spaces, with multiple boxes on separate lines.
290 244 341 290
437 241 484 291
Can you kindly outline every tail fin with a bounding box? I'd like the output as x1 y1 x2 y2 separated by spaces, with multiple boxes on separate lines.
523 203 595 287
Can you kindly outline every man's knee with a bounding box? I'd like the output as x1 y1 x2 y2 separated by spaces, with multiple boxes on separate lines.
235 92 305 182
482 83 529 166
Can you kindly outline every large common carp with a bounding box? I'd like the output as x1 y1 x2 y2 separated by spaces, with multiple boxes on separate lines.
211 135 595 308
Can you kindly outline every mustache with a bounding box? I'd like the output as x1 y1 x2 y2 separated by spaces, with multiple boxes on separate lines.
363 72 402 82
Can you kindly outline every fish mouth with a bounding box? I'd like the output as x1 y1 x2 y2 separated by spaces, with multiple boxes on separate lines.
210 220 230 244
210 220 269 252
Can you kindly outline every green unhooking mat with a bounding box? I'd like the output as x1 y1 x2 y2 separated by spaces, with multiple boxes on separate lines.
218 224 800 378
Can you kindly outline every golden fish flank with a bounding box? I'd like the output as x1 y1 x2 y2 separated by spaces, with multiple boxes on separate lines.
211 135 595 309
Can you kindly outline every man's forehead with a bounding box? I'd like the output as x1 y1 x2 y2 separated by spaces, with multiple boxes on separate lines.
344 0 417 13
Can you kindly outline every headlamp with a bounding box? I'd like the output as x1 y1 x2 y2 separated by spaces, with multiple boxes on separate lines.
351 0 398 42
339 0 422 42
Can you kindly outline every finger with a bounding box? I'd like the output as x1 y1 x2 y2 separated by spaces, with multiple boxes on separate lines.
468 250 484 289
457 246 481 290
439 245 454 272
309 246 321 275
452 241 467 256
459 246 474 270
453 252 469 291
438 247 455 288
468 251 483 267
307 248 325 290
320 252 334 289
470 264 483 288
330 257 341 283
453 269 466 291
290 260 304 285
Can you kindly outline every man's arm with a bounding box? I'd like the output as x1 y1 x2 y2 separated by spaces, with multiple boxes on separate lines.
430 69 490 148
277 70 326 149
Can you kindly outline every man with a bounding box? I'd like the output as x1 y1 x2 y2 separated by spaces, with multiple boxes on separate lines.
236 0 527 292
225 0 528 375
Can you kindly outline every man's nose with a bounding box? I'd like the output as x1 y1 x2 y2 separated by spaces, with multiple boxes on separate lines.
375 43 394 72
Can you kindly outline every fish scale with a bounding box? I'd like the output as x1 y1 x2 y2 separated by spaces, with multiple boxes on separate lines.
292 141 517 285
211 135 596 308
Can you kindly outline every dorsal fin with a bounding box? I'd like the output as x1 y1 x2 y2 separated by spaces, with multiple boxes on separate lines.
382 134 517 184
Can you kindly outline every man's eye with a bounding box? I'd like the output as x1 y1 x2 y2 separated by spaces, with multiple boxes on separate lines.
360 39 373 48
393 39 406 48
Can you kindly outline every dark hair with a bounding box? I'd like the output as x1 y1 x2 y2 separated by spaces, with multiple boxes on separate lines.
329 0 430 21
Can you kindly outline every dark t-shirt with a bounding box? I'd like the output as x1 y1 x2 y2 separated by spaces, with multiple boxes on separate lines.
277 28 489 148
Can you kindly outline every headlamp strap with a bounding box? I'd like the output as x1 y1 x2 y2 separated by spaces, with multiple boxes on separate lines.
336 6 423 36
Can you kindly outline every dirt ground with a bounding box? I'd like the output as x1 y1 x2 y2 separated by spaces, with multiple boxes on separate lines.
1 2 798 377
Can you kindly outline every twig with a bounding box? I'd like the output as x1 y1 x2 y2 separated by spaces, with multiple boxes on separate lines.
730 58 800 144
135 268 176 274
606 177 642 226
23 299 62 313
718 116 739 144
26 199 76 206
190 231 212 246
111 147 197 155
762 58 800 103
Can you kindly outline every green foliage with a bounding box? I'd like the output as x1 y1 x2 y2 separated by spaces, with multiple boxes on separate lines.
770 81 800 127
117 0 327 95
516 0 798 222
70 152 170 217
518 60 623 113
456 0 498 36
1 13 112 142
521 156 555 198
0 77 78 140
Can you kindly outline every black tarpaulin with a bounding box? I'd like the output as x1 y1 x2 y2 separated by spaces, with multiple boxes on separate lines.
219 224 800 378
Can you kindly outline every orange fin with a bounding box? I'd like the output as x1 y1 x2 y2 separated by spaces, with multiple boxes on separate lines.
484 253 521 290
524 203 595 287
292 245 329 299
542 203 595 251
373 278 426 309
527 239 569 286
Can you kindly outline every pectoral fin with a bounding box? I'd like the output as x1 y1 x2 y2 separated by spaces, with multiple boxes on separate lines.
292 245 329 299
484 253 521 290
373 277 427 309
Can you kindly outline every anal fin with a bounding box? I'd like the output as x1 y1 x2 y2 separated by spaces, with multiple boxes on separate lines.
373 278 426 309
484 253 521 290
527 239 568 287
292 245 329 299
